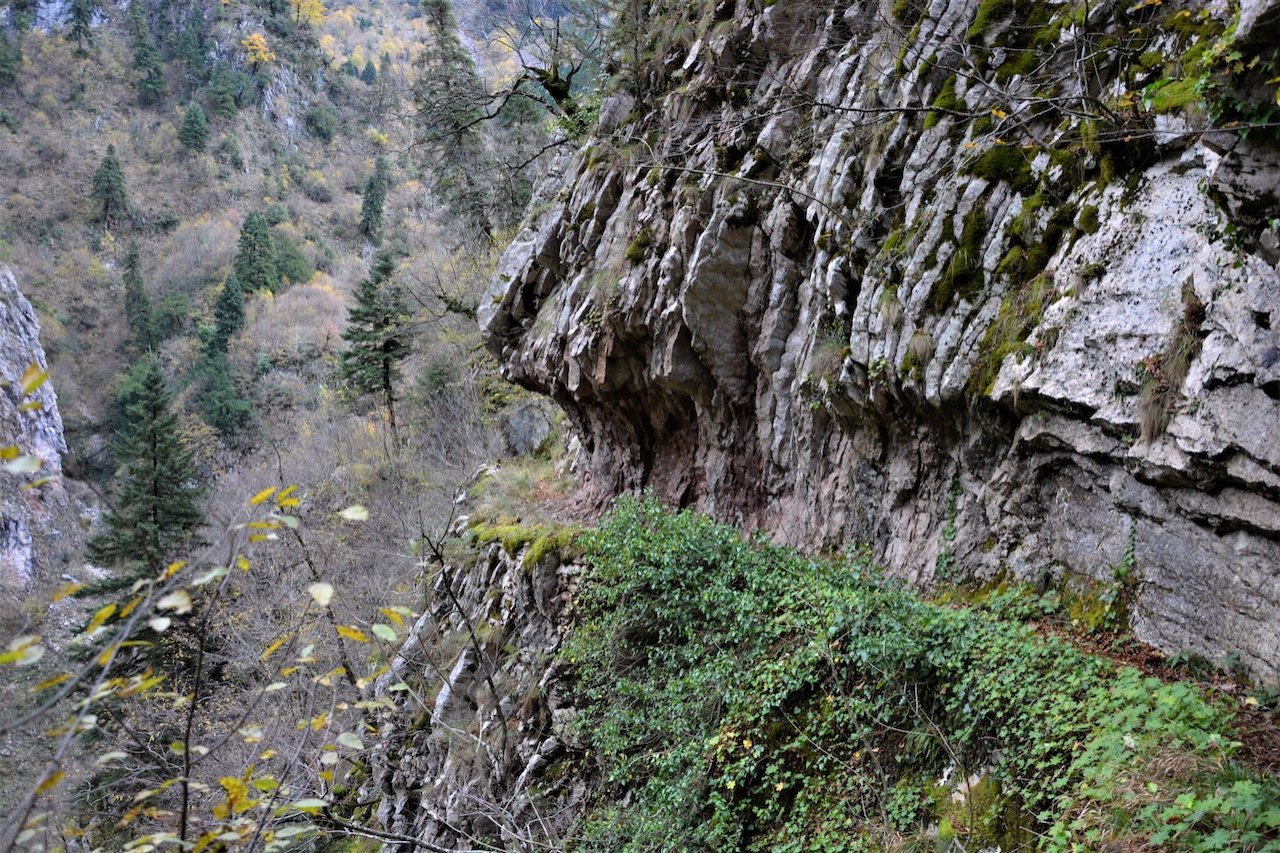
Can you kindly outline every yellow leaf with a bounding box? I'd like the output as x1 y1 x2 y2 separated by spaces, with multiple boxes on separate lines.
380 607 406 627
276 485 300 508
87 603 117 634
336 625 370 643
249 487 278 506
32 672 71 692
164 561 187 579
35 770 64 795
236 555 251 572
119 595 143 618
20 364 49 395
261 635 289 661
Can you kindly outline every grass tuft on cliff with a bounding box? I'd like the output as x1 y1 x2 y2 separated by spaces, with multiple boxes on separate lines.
564 498 1280 851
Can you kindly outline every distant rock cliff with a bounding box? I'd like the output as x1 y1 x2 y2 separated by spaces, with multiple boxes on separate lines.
481 0 1280 679
0 265 68 589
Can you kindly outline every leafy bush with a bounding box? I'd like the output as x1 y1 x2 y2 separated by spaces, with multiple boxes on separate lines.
564 498 1279 851
304 105 338 143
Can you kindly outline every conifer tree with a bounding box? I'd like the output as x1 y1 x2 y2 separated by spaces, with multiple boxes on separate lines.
67 0 97 57
232 212 280 292
358 156 390 244
89 353 203 582
0 31 21 88
199 351 251 438
339 251 410 432
205 65 240 119
211 273 245 350
92 144 128 225
122 243 158 350
178 101 208 151
129 5 165 105
177 9 209 85
361 58 377 85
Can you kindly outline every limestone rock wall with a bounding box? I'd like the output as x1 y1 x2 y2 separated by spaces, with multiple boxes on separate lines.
480 0 1280 679
372 535 586 850
0 265 68 589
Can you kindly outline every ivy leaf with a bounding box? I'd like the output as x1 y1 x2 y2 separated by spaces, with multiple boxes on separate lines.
371 624 397 643
337 732 364 750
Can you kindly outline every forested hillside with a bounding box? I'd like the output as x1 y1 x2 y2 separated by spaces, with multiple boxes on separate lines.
1 0 1278 850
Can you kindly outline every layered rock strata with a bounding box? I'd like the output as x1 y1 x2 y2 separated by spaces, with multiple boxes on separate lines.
480 0 1280 678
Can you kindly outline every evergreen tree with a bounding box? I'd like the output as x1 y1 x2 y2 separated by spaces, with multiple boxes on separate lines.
211 273 245 351
89 353 204 582
129 5 165 105
358 156 390 245
91 144 128 225
0 31 21 88
361 58 377 85
176 9 209 85
339 251 410 432
232 212 280 292
199 351 251 438
122 243 159 350
178 101 208 152
340 58 359 77
205 65 240 119
67 0 97 57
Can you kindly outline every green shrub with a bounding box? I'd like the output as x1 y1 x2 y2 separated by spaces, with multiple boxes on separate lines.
304 105 338 143
564 498 1279 851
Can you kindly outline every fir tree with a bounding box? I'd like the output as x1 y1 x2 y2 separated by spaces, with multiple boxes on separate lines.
211 273 245 351
92 144 128 225
358 156 390 244
232 212 279 292
129 5 165 105
0 31 21 88
178 101 208 152
89 353 204 582
361 58 377 85
205 65 240 119
340 58 359 77
67 0 97 57
199 351 251 438
176 9 209 84
122 243 158 350
339 251 410 433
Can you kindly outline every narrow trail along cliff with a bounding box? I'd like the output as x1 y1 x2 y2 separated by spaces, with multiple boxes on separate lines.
480 0 1280 681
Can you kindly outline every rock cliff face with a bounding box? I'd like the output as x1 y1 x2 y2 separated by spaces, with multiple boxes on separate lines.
0 265 68 589
373 534 585 850
480 0 1280 679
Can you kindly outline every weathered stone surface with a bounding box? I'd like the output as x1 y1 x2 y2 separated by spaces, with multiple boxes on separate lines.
372 529 584 850
0 266 67 590
480 1 1280 679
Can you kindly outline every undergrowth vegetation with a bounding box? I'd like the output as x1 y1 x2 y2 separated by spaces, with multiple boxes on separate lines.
565 498 1280 851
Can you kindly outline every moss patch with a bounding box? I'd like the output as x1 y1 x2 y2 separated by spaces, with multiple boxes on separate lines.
930 209 988 313
965 144 1037 195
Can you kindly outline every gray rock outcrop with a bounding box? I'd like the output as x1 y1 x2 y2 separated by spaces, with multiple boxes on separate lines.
0 265 67 589
481 0 1280 679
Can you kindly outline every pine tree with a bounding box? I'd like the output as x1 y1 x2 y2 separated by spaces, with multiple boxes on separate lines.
361 58 377 85
92 144 128 225
129 5 165 105
0 31 21 88
67 0 97 57
178 101 208 152
122 243 158 350
358 156 390 244
232 212 280 292
89 353 204 582
339 251 410 432
211 273 245 351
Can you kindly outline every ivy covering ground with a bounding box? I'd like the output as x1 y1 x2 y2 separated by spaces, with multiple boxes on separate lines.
563 498 1280 851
